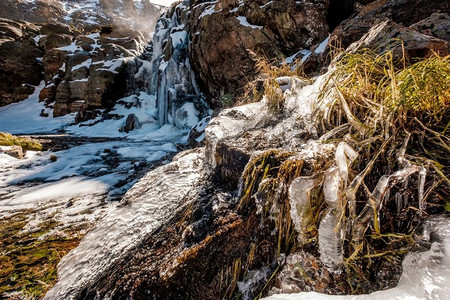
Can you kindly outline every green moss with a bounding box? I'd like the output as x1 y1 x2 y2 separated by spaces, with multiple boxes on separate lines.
0 213 83 299
0 132 43 151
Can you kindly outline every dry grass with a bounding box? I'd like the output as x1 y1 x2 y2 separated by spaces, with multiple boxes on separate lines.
240 52 307 113
310 47 450 292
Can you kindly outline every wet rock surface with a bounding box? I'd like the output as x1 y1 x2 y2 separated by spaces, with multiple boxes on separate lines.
44 149 209 299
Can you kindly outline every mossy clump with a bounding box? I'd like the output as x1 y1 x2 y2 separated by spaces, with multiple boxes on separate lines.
0 213 83 299
318 50 449 132
0 132 43 151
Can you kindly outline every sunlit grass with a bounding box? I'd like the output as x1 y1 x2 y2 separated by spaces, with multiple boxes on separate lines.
0 132 43 151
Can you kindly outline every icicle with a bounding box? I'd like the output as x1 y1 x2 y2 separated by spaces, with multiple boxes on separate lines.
323 166 340 208
335 142 357 183
317 142 358 268
371 166 419 209
397 132 411 168
318 211 343 268
157 73 168 125
289 176 319 243
353 166 420 246
418 166 427 214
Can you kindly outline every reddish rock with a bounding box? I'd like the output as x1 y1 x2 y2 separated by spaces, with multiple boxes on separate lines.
188 0 330 105
42 49 67 82
39 84 57 103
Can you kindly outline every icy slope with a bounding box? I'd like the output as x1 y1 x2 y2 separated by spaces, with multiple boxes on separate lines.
44 148 207 299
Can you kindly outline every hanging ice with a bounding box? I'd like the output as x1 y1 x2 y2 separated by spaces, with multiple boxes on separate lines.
318 211 343 269
289 176 319 243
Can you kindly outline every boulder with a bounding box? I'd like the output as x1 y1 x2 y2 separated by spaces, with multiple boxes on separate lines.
39 23 74 36
347 19 450 59
42 49 67 82
332 0 450 49
66 52 91 74
86 69 123 109
76 35 96 52
39 85 57 103
409 13 450 41
71 67 90 81
53 81 71 117
205 100 275 189
0 145 24 159
123 113 140 133
39 34 73 51
69 80 88 100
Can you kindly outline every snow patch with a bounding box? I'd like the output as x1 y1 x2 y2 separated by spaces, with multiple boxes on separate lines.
237 16 263 29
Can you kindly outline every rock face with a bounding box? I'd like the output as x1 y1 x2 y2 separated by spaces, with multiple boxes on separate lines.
304 0 450 74
0 0 163 37
0 18 43 106
332 0 450 49
0 19 155 120
347 19 450 59
44 28 149 118
188 0 330 105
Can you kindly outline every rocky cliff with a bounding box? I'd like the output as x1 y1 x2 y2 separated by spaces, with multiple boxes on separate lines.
0 0 163 120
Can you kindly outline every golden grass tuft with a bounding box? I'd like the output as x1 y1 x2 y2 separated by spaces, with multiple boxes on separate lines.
309 46 450 293
388 54 450 122
240 52 307 113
